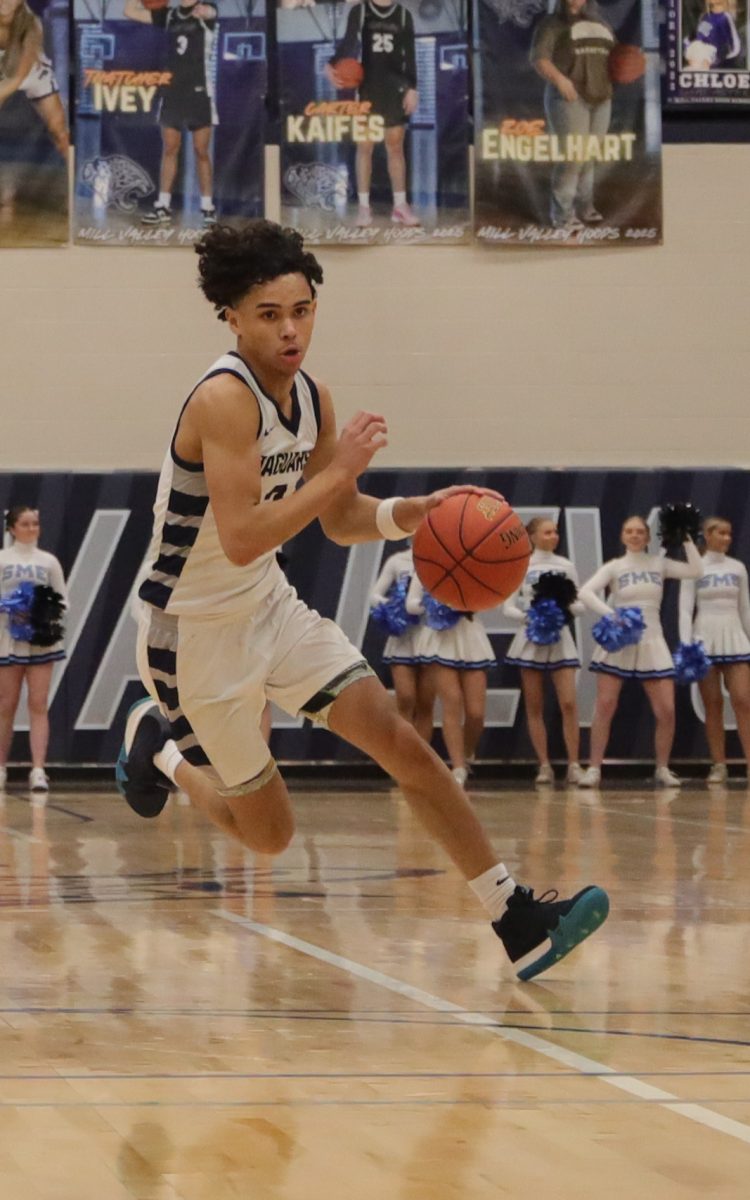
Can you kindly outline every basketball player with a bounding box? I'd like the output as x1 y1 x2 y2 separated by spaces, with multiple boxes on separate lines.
326 0 420 228
0 0 69 157
578 516 702 788
503 518 583 786
124 0 218 227
115 220 609 982
679 516 750 783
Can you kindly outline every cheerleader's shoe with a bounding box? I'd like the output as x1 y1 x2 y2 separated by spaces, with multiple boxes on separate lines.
707 762 728 784
535 763 555 786
654 766 682 788
577 766 601 789
493 884 610 981
452 766 468 787
566 762 584 785
116 698 177 818
29 768 49 794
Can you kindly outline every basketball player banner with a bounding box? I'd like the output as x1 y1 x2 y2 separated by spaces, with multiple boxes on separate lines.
277 0 471 246
0 0 69 248
4 467 750 769
72 0 267 247
472 0 663 248
664 0 750 106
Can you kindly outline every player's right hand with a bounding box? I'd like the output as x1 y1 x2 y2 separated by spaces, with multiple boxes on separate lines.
325 63 344 88
557 78 578 102
333 411 388 479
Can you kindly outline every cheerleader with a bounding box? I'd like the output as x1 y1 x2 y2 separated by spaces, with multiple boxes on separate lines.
371 543 434 742
406 573 495 786
503 517 583 785
679 516 750 783
0 506 66 795
578 515 702 788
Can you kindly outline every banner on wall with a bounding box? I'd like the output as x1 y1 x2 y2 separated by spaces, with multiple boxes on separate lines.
473 0 663 248
0 0 69 248
73 0 266 247
2 468 749 767
277 0 470 245
665 0 750 106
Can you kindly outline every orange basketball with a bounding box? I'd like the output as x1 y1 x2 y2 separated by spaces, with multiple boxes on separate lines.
413 488 532 612
334 58 364 90
608 44 646 85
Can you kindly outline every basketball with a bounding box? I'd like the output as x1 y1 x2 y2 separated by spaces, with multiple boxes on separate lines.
608 44 647 84
334 58 364 90
413 488 532 612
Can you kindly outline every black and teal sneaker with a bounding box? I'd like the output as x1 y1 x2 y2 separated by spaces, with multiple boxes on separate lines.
493 884 609 981
115 698 176 818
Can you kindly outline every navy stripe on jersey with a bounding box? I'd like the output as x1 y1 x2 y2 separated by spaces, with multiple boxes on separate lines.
139 467 209 610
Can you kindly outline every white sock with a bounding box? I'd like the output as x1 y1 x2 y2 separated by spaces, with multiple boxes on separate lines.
393 191 407 208
469 863 517 922
358 192 370 208
158 192 171 209
200 195 213 210
153 739 184 784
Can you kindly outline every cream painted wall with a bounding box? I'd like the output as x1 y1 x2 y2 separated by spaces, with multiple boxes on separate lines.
2 143 748 472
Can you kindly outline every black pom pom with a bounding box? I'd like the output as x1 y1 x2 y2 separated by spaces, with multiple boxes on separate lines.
658 502 701 549
531 571 578 626
29 585 65 647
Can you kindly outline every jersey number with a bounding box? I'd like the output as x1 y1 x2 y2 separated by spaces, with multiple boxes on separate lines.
267 484 289 502
176 34 189 55
372 32 395 52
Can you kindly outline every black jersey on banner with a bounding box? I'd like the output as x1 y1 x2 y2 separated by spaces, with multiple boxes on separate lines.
332 0 417 126
152 3 218 128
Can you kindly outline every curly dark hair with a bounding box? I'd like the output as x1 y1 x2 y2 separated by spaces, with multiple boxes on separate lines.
195 220 324 320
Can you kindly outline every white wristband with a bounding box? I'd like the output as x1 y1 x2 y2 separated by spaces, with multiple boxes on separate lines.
376 497 411 541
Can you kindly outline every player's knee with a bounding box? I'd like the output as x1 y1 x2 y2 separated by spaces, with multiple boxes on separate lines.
250 812 295 856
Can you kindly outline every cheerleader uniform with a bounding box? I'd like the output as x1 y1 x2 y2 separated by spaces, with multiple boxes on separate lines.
679 552 750 665
371 547 427 666
0 541 66 666
405 575 495 670
579 542 703 678
503 550 583 671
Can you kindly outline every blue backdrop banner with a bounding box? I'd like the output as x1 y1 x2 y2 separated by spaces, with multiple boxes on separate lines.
73 0 266 246
0 0 69 247
278 0 470 245
3 467 750 768
473 0 663 248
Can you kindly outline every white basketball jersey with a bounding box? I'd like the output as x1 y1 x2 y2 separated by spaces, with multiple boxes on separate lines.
139 351 321 618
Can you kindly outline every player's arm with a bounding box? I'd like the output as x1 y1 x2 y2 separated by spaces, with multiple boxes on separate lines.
326 3 361 83
530 22 578 101
195 376 386 565
305 383 482 545
0 21 42 104
124 0 155 23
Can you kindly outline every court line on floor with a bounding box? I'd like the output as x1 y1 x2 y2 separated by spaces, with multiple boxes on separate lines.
218 910 750 1147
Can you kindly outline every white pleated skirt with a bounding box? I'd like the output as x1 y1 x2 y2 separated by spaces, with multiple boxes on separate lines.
382 624 431 666
505 625 580 672
414 617 496 670
693 612 750 664
0 626 65 667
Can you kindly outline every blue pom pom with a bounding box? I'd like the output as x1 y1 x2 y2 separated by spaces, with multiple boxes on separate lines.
526 598 565 645
424 592 462 631
370 574 418 638
673 640 711 684
592 606 645 653
616 606 646 647
0 581 36 643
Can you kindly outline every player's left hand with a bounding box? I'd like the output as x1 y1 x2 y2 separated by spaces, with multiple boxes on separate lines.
394 486 496 534
403 89 419 116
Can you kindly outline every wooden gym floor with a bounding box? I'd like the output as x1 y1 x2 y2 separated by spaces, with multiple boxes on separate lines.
0 782 748 1199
